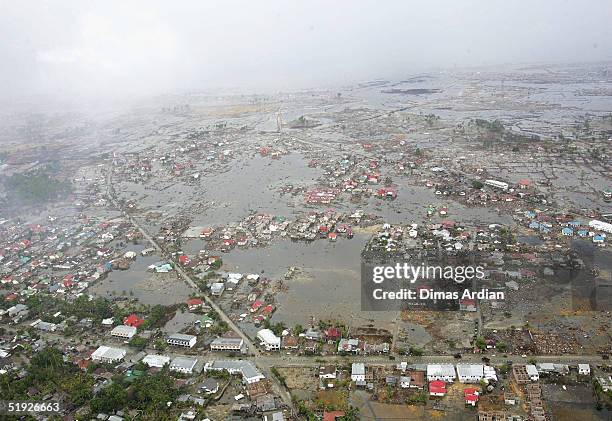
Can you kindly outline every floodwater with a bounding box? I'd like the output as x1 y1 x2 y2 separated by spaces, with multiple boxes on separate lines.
89 243 193 305
191 153 321 227
222 232 399 328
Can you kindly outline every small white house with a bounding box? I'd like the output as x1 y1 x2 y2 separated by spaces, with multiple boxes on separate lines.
578 364 590 376
111 325 137 339
351 363 366 382
256 329 281 351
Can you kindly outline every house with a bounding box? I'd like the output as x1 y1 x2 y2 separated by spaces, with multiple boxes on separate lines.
400 376 411 388
167 333 197 348
123 314 145 328
338 338 360 353
526 364 539 381
257 329 281 351
324 327 342 341
111 325 137 339
210 336 244 352
597 376 612 392
186 298 204 311
199 378 219 395
459 299 477 312
170 356 198 374
593 234 605 244
427 364 456 382
319 366 337 379
407 370 426 389
578 364 590 376
91 346 126 364
429 380 447 396
464 388 480 406
561 227 573 236
142 354 170 368
210 282 225 296
351 363 366 382
504 392 517 405
457 364 484 383
323 411 345 421
282 335 299 350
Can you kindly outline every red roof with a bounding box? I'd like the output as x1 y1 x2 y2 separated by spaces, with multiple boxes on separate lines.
178 255 190 264
323 411 346 421
429 380 447 394
124 314 145 327
325 327 342 340
187 298 203 307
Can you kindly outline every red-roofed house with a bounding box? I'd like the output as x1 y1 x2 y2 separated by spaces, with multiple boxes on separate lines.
518 179 530 189
325 327 342 342
323 411 346 421
464 387 479 406
186 298 204 311
124 314 145 328
250 300 264 313
429 380 447 396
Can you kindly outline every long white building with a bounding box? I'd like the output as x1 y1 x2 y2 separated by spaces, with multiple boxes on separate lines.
589 220 612 234
484 179 509 191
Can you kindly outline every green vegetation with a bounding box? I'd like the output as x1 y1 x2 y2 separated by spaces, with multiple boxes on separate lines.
0 347 93 406
129 336 149 350
474 336 486 351
409 346 423 356
4 165 71 205
472 180 484 189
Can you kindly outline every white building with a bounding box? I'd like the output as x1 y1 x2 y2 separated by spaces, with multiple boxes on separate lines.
484 179 509 191
210 336 244 352
111 325 137 339
170 356 198 374
167 333 197 348
589 220 612 234
578 364 590 376
91 346 126 364
256 329 281 351
142 354 171 368
526 364 539 382
456 364 484 383
204 360 265 384
427 364 456 382
400 376 411 388
351 363 366 382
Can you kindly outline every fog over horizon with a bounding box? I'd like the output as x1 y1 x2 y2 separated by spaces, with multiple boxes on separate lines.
2 0 612 100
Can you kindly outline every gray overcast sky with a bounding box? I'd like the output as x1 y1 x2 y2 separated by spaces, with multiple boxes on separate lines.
1 0 611 98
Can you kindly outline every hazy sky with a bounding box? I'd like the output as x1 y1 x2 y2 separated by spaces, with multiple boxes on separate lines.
1 0 611 98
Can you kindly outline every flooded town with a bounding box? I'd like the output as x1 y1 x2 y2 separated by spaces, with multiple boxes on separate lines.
1 2 612 421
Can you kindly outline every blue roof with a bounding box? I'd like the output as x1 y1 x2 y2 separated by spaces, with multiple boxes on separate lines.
561 227 573 235
529 222 540 229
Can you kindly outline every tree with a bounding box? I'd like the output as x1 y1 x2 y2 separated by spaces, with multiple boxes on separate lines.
472 180 484 189
91 382 128 413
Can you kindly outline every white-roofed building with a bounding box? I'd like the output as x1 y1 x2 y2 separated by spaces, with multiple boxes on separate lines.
142 354 171 368
578 364 590 376
351 363 366 382
256 329 280 351
91 346 126 364
167 333 197 348
111 325 137 339
170 356 198 374
427 364 456 382
204 360 265 384
456 364 484 383
526 364 539 381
